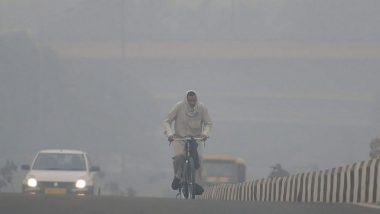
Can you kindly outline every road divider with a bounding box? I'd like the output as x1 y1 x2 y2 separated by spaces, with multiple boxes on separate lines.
202 158 380 204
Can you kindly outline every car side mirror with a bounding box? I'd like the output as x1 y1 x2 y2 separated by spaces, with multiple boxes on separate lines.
21 164 30 170
90 166 100 172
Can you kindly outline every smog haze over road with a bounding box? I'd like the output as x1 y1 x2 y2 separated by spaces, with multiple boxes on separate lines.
1 0 380 197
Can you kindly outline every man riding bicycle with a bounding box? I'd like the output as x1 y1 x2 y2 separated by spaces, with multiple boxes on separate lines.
163 90 212 195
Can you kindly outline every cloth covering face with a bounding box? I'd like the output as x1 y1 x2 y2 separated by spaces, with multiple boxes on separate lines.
163 91 212 138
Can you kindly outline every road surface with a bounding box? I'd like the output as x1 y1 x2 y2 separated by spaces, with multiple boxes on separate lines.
0 193 379 214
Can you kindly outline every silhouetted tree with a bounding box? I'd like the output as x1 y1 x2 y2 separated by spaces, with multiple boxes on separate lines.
0 160 17 192
268 163 289 178
370 138 380 159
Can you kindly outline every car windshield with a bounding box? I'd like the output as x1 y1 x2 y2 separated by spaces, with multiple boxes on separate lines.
32 153 87 171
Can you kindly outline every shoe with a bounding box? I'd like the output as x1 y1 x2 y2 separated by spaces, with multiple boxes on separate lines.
194 183 204 195
171 177 180 190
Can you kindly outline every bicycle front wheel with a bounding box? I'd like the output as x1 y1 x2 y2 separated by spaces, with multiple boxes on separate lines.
187 157 196 199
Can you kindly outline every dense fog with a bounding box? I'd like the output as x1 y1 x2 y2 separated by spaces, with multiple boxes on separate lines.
1 0 379 196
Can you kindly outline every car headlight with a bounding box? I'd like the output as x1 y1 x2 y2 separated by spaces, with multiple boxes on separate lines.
75 179 86 189
27 178 38 187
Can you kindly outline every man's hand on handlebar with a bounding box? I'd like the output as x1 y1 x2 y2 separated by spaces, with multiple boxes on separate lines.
198 134 209 141
168 134 180 142
168 135 175 142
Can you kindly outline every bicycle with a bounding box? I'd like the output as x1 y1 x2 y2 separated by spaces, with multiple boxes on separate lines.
172 136 204 199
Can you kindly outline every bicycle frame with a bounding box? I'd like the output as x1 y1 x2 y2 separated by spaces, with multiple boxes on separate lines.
173 137 203 199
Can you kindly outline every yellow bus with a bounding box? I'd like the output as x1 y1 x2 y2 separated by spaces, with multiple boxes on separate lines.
201 155 246 186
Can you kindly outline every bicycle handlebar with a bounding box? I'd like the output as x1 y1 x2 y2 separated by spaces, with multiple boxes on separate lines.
172 137 205 141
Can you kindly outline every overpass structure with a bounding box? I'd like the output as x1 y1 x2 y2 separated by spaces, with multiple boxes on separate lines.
2 160 379 214
46 41 380 60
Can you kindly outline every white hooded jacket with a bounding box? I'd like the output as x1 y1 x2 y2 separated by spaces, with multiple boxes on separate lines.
163 92 212 138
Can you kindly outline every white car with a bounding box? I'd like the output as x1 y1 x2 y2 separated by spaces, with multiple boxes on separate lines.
21 149 100 196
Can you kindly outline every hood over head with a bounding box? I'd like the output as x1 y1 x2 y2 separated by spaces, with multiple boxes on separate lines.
184 90 199 117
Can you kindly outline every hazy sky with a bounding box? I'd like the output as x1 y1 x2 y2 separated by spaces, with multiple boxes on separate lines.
1 0 380 196
1 0 380 42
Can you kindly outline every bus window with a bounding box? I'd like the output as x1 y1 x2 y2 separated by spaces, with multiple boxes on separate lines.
201 155 246 186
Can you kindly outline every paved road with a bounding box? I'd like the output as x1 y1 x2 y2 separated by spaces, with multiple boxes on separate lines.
0 193 379 214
